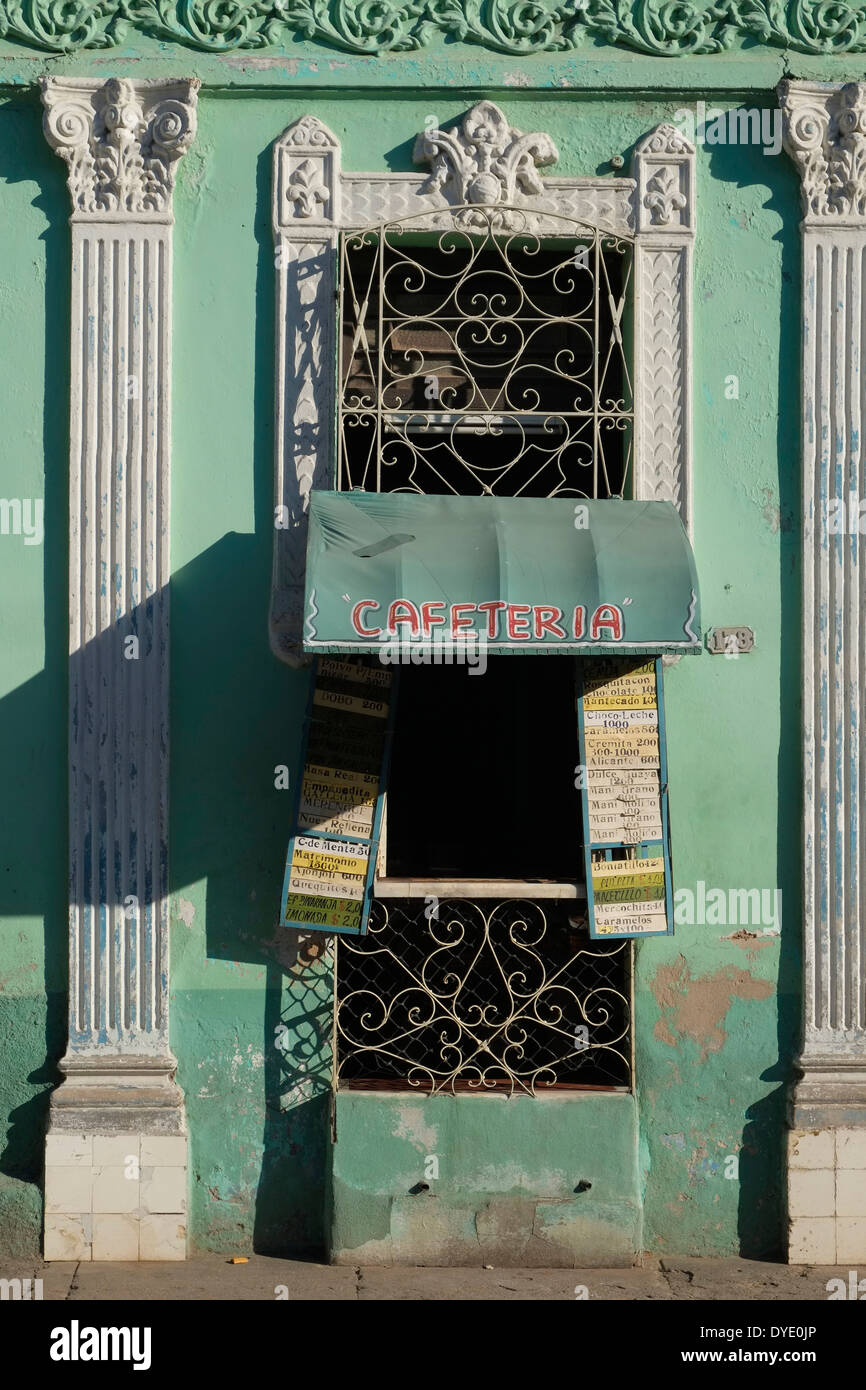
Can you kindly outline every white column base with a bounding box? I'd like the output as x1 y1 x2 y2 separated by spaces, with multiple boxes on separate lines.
44 1056 187 1261
788 1127 866 1263
44 1130 187 1262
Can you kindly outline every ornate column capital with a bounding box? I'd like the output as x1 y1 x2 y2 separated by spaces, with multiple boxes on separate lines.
779 79 866 225
40 76 199 220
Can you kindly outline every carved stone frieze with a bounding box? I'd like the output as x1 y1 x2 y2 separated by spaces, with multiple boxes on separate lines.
12 0 866 58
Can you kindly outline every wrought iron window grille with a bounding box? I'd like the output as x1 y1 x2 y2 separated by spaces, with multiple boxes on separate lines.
336 898 631 1096
339 206 634 502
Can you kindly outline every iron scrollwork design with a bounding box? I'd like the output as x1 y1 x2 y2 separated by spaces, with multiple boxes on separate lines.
336 898 631 1096
339 205 634 499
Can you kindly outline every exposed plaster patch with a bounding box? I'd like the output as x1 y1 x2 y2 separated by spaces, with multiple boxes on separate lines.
723 927 779 958
175 897 196 928
392 1105 438 1154
281 1076 321 1109
686 1141 723 1185
650 955 773 1062
474 1163 565 1191
223 55 303 72
229 1043 265 1083
759 485 794 534
504 71 531 87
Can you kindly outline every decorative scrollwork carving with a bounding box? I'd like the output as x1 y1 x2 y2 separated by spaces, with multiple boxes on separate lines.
643 167 688 226
781 80 866 221
10 0 866 57
287 157 330 217
40 76 199 217
413 101 558 228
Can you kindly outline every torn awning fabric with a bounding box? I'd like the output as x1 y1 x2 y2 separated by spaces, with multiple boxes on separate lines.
302 491 701 656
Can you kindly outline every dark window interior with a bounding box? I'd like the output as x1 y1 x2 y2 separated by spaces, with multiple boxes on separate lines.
385 657 582 880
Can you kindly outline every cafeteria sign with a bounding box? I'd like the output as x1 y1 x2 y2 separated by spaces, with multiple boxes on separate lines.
280 657 394 936
577 658 674 940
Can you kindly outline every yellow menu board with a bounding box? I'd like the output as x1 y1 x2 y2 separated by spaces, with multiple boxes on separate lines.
578 658 673 940
280 658 394 936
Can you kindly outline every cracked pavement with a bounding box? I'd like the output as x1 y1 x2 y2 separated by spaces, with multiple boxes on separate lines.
0 1255 852 1300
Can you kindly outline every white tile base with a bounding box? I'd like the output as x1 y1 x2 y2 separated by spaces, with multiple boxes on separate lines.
44 1132 188 1261
788 1128 866 1262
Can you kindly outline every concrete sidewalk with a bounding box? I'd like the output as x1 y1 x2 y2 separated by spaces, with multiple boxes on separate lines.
0 1255 856 1300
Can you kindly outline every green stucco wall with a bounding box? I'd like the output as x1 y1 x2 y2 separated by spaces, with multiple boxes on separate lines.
0 54 801 1260
330 1093 640 1265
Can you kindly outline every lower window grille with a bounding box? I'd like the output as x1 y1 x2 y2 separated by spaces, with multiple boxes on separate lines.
336 898 631 1096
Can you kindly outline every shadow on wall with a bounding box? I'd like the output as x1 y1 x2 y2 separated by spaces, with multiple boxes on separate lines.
167 133 334 1257
170 526 329 1257
702 118 802 1259
0 95 70 1246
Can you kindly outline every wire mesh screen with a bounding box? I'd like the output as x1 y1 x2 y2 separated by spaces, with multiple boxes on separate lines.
336 898 631 1095
339 207 633 500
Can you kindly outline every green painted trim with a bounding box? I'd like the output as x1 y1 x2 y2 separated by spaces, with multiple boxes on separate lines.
4 0 866 59
3 51 866 94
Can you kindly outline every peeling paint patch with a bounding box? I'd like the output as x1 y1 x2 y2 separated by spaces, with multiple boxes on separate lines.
282 1076 320 1109
392 1104 438 1154
760 485 794 534
223 55 302 72
176 897 196 928
229 1042 265 1083
723 926 779 957
650 955 773 1062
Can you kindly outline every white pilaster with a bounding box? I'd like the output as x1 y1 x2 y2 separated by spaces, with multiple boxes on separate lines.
632 124 695 535
270 116 341 667
781 78 866 1263
40 76 198 1261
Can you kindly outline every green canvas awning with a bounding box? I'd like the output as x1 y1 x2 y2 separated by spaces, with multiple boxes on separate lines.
303 492 700 655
